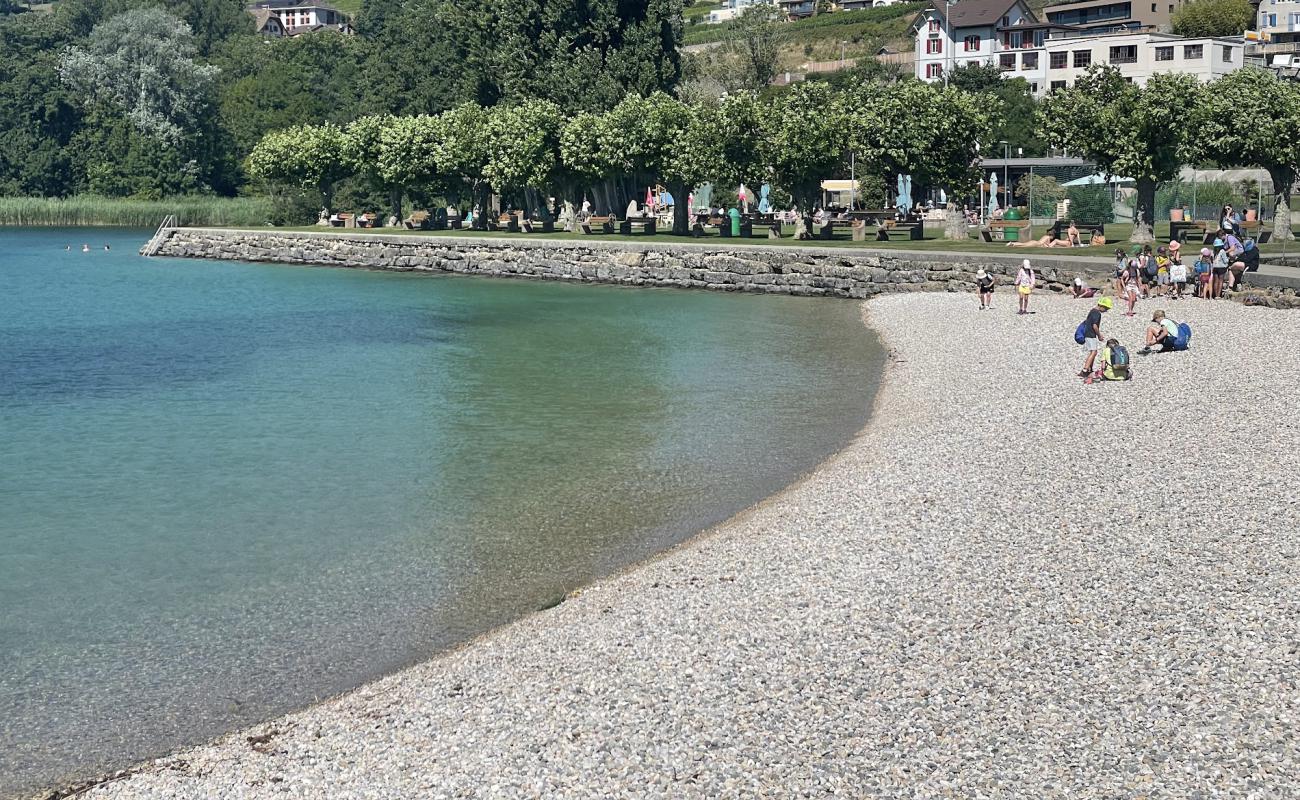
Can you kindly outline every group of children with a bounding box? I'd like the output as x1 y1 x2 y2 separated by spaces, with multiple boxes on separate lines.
1075 296 1191 385
1111 233 1258 316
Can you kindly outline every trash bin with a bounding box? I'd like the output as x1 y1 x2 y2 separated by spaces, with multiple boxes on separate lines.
1004 225 1020 242
728 207 741 237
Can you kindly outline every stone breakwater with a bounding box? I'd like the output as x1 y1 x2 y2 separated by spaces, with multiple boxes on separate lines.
149 229 1108 298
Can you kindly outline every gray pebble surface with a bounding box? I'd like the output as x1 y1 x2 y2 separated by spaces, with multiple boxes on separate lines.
86 291 1300 799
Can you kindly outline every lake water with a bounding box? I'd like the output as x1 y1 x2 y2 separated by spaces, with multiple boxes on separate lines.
0 228 882 797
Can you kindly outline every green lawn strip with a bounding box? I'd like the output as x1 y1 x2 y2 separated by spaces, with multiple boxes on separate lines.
216 222 1292 256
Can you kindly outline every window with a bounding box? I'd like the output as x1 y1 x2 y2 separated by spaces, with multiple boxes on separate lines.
926 38 943 54
1000 53 1016 70
928 19 940 32
1009 30 1023 48
1184 44 1203 59
1151 2 1156 10
1222 45 1234 61
1155 46 1174 61
1000 15 1009 26
1050 51 1067 68
1109 45 1137 63
926 63 944 78
1030 82 1039 93
1073 49 1091 67
1022 51 1039 69
964 34 981 51
1034 30 1046 46
1050 80 1068 91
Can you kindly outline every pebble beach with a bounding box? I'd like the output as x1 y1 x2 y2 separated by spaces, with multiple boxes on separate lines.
84 290 1300 799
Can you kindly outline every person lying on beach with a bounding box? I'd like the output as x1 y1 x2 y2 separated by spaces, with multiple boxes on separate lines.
1006 234 1071 248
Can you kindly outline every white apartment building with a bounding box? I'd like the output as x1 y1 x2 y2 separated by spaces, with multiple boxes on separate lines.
911 0 1046 83
1254 0 1300 67
914 0 1244 95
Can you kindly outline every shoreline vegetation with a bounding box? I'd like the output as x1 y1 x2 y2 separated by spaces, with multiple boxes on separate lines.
79 292 1300 798
0 196 275 228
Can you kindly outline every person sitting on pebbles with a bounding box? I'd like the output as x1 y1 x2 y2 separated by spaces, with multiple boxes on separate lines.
1142 310 1179 352
1087 337 1132 384
1070 275 1097 299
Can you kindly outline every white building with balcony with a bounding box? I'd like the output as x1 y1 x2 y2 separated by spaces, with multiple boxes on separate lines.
1254 0 1300 67
914 0 1244 94
910 0 1042 82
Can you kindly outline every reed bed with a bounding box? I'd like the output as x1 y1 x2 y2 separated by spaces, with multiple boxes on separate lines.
0 196 276 228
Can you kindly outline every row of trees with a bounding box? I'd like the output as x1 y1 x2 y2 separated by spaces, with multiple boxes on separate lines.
246 82 992 235
1040 65 1300 241
0 0 686 199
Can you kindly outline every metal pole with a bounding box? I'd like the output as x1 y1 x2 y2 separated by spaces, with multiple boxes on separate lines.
1029 166 1034 223
849 150 855 210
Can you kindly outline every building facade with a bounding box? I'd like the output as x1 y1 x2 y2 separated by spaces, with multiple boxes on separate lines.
1254 0 1300 66
247 1 351 35
1040 0 1187 33
914 0 1244 94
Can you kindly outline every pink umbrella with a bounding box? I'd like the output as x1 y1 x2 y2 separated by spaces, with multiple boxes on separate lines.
646 187 654 209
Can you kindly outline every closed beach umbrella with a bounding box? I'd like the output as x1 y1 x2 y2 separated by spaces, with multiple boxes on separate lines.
988 171 1000 217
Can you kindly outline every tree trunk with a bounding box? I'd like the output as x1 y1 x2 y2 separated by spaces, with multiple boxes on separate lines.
670 181 689 235
319 181 334 215
944 207 967 241
1130 178 1156 243
388 188 402 223
1269 167 1295 242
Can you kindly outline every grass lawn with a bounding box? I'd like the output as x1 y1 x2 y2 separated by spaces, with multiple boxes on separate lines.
229 221 1297 258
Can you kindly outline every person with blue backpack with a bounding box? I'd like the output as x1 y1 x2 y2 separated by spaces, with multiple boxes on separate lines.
1140 310 1192 354
1075 296 1113 378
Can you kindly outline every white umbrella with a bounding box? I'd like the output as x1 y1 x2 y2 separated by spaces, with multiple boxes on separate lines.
988 171 1000 217
938 188 947 206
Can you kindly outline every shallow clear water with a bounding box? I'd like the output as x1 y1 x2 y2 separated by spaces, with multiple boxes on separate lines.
0 228 882 796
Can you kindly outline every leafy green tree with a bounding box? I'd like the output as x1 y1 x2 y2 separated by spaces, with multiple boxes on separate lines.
58 8 219 144
1015 173 1066 217
213 33 370 158
946 63 1043 156
433 103 492 207
483 99 566 206
1172 0 1253 37
849 80 989 201
343 114 406 220
1039 65 1198 241
247 123 350 210
725 5 786 91
0 14 79 196
756 82 848 211
1191 68 1300 241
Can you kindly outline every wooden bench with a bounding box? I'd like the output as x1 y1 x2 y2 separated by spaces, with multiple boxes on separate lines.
1051 220 1104 241
620 217 657 235
329 213 352 228
1170 220 1206 244
811 219 857 240
1239 220 1271 243
403 210 430 230
876 220 924 241
580 215 614 234
986 219 1030 241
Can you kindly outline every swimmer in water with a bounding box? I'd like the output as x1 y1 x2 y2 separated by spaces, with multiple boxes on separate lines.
81 244 90 252
104 244 111 251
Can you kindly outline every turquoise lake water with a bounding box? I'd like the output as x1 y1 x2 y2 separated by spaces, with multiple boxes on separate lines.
0 228 882 796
